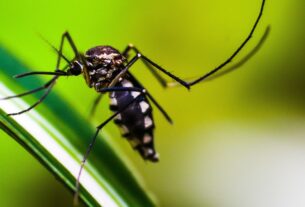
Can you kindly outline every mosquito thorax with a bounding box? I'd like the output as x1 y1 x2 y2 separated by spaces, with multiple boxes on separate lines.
84 46 126 90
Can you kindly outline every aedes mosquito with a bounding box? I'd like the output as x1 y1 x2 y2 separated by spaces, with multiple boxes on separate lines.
1 0 266 204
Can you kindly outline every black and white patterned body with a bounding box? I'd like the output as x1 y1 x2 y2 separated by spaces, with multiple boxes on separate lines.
77 45 158 162
109 77 158 162
6 7 267 200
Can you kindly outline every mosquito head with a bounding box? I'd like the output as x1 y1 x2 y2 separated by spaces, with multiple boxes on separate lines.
68 60 83 75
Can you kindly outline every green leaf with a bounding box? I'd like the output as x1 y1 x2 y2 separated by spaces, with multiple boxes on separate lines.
0 47 156 207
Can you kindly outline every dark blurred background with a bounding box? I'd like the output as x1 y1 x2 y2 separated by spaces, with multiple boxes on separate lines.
0 0 304 206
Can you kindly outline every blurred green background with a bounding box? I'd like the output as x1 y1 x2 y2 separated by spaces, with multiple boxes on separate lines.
0 0 304 206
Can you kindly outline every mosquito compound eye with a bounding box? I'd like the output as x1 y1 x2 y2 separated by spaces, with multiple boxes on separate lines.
69 61 83 75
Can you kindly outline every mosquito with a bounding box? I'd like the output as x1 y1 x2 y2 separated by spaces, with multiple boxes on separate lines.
0 0 267 204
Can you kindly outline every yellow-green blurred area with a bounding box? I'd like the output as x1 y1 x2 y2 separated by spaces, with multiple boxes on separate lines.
0 0 304 206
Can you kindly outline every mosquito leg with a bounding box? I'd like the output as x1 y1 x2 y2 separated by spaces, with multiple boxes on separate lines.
108 54 142 87
74 90 144 205
60 32 81 59
205 25 270 81
187 0 266 86
56 31 80 70
14 32 78 80
4 33 80 114
98 86 144 93
139 55 190 89
7 81 56 116
37 33 72 67
2 68 71 113
122 44 168 88
109 52 184 89
89 94 103 119
58 32 90 75
0 77 57 101
145 92 172 123
124 0 266 89
166 25 271 87
127 72 172 123
2 63 72 102
14 71 68 79
114 49 189 89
